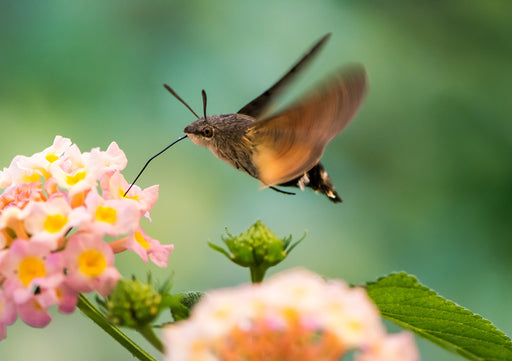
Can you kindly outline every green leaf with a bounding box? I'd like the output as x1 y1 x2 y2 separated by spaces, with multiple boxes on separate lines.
367 273 512 361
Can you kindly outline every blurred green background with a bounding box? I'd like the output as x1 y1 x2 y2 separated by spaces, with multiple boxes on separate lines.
1 1 511 360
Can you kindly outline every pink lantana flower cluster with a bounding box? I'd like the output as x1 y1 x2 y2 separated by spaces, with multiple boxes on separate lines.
164 269 419 361
0 136 172 339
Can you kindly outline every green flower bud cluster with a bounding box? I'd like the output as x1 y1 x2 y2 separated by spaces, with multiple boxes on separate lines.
169 291 203 322
105 278 163 328
209 220 304 283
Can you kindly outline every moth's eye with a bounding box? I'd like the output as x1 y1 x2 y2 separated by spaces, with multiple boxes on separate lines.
202 127 213 138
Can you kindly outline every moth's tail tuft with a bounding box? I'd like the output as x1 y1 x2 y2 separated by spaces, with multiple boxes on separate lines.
305 163 342 203
279 162 342 203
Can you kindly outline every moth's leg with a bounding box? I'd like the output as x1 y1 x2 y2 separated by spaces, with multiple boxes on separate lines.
269 186 296 196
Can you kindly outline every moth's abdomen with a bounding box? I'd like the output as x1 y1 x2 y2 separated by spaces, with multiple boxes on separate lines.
279 163 342 203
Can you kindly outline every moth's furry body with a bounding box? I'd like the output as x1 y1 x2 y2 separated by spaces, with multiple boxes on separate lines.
182 33 367 203
185 113 343 203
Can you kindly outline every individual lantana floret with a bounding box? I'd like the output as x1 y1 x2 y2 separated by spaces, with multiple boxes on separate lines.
49 145 104 199
1 155 47 187
16 295 53 328
100 170 159 218
1 240 63 305
61 231 121 297
21 195 90 247
163 269 419 361
111 227 173 267
83 188 140 237
96 141 128 172
0 240 64 327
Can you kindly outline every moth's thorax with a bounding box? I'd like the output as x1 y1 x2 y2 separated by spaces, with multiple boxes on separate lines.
184 113 258 177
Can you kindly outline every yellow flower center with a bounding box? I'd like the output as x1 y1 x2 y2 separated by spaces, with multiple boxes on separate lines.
348 319 362 333
119 188 139 201
95 205 117 224
66 171 86 185
134 231 150 249
45 153 59 163
78 250 107 277
19 257 46 286
43 214 68 233
22 172 42 183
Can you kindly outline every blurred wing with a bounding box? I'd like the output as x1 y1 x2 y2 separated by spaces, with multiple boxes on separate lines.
238 33 331 119
250 65 367 186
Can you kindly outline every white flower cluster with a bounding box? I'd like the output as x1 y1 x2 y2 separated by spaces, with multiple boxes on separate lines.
164 269 419 361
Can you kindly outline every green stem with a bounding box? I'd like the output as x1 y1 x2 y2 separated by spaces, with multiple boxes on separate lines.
138 324 164 353
77 294 158 361
250 266 267 283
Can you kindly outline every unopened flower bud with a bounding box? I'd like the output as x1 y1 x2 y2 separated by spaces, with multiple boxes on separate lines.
169 291 203 322
105 278 162 328
209 220 304 282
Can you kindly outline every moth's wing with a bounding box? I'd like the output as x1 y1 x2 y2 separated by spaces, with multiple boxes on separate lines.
238 33 331 119
250 65 367 186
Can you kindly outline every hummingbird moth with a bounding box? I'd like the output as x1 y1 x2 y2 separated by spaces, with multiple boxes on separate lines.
126 33 367 203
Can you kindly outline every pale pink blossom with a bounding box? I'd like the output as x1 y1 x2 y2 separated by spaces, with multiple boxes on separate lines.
1 240 63 305
36 278 78 314
21 196 90 247
16 297 52 328
100 171 159 217
98 141 128 171
83 188 140 236
0 155 46 187
62 232 121 297
54 284 79 314
38 135 73 163
16 136 73 180
123 227 173 267
24 136 73 172
53 143 84 173
49 145 104 197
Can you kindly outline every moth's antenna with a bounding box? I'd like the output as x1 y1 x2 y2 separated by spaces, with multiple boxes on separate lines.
201 89 208 123
124 135 188 197
163 84 200 119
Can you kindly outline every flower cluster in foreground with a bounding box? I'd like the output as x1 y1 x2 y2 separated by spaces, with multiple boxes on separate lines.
164 269 419 361
0 136 172 339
